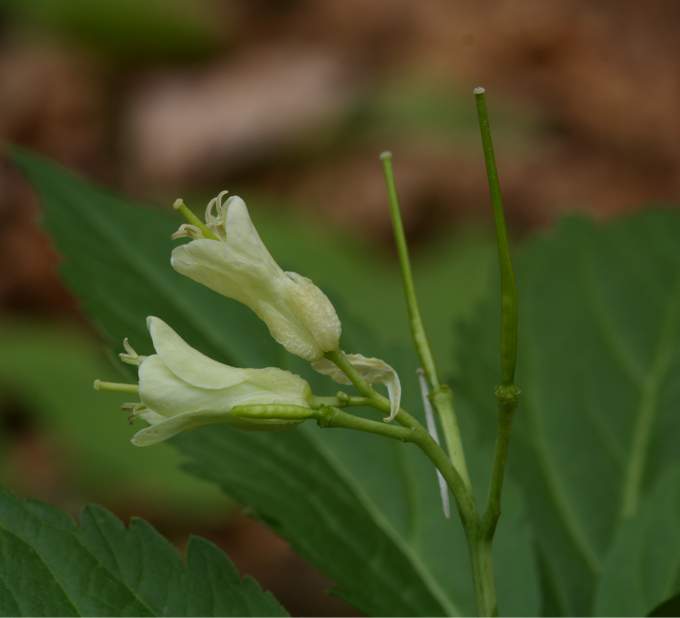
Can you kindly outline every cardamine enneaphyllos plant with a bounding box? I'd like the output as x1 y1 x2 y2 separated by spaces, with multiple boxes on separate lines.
94 87 518 617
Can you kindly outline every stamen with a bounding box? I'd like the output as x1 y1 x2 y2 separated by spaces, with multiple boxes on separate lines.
119 338 146 366
417 368 451 519
93 379 139 394
204 190 229 240
172 198 218 240
171 223 203 240
121 402 146 424
122 338 135 356
205 190 229 226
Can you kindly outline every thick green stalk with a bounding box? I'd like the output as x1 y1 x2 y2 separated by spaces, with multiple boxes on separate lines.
473 88 518 387
468 529 498 617
481 388 520 538
379 152 471 488
473 87 521 616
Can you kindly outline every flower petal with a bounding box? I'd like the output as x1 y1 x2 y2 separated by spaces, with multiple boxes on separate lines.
223 196 276 263
146 316 246 389
312 353 402 421
131 406 303 446
131 408 230 446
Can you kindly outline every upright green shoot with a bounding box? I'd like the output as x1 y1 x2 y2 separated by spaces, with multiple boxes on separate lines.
473 87 521 542
380 151 471 488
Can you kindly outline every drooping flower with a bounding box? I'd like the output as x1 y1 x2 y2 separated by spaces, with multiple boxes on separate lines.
171 192 341 361
312 353 401 421
96 316 313 447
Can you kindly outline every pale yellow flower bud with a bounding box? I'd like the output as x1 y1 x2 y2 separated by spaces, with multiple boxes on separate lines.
171 193 341 361
122 317 312 446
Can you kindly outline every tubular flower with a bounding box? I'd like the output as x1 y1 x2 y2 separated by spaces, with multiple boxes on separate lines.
171 192 341 361
98 316 312 447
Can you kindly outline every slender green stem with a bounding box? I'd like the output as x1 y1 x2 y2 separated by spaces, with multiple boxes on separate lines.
473 88 518 387
472 86 521 617
324 350 476 527
429 386 470 487
379 151 439 388
412 429 477 528
316 407 416 441
231 398 477 528
310 394 372 409
474 87 520 534
324 350 415 428
380 152 471 487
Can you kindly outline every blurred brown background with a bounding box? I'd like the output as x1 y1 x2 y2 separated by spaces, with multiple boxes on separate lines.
0 1 679 615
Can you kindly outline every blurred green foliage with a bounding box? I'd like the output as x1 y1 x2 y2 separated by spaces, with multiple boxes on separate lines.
351 78 540 148
4 0 221 61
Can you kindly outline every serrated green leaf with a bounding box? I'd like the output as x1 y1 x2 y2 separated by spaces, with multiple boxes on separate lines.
595 470 680 616
453 212 680 615
14 148 540 616
0 488 286 616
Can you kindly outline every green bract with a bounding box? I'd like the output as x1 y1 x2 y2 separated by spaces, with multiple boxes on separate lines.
122 316 312 446
171 192 342 361
313 352 402 421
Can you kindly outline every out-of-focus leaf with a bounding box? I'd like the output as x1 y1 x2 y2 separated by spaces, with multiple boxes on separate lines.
351 79 539 147
648 593 680 617
15 149 540 616
5 0 220 61
595 470 680 616
454 212 680 615
0 488 286 616
12 148 276 369
0 321 229 515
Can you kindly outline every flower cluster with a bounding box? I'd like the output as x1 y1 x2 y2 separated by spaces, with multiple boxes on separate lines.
95 192 400 445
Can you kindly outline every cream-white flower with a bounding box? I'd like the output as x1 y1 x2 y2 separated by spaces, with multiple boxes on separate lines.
109 316 312 447
312 353 401 421
171 192 341 361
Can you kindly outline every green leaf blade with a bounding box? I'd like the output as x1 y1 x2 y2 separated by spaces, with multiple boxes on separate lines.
0 489 286 617
595 471 680 616
16 149 541 617
454 212 680 615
